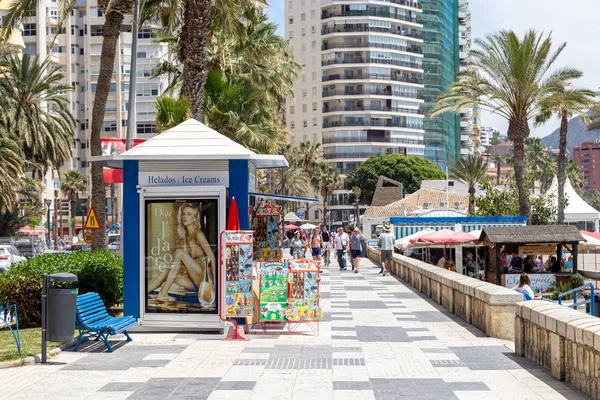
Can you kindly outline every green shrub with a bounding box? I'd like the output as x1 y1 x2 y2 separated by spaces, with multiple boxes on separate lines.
0 250 123 328
551 282 573 301
572 273 584 289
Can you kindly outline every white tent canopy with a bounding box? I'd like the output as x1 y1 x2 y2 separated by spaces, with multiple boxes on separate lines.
395 229 434 249
284 212 305 222
547 176 600 231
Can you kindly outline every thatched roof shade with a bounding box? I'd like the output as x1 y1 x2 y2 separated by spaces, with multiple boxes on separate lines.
479 225 584 245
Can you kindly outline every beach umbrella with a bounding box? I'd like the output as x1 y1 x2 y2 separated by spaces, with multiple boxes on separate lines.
284 224 300 230
300 223 318 230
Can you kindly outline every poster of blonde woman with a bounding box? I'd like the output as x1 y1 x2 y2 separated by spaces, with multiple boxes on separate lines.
145 199 219 313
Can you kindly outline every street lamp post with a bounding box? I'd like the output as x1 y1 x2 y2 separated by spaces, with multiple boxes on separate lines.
44 198 52 248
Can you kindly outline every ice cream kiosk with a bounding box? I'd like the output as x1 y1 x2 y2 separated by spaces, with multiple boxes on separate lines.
90 119 288 330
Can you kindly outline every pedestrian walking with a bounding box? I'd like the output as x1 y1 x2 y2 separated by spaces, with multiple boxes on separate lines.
333 227 349 270
309 229 324 263
378 224 395 276
291 231 306 259
350 227 365 273
320 226 331 267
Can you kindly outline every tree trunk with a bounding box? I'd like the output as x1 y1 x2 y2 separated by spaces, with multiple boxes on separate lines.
508 118 531 223
89 6 131 250
496 163 500 186
53 201 58 250
468 186 475 215
70 199 75 238
180 0 211 119
557 112 569 224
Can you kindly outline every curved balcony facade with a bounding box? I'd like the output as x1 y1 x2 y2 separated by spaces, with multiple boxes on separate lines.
318 1 425 171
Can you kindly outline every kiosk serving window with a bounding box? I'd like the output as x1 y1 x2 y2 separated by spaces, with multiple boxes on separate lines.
145 198 219 314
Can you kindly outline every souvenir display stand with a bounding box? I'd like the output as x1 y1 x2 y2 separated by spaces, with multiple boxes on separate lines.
285 259 322 335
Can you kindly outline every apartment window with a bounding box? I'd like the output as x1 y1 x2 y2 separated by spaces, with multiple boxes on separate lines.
121 44 131 55
122 102 129 112
311 56 316 66
312 102 317 111
302 89 307 97
102 120 117 132
105 102 117 112
137 123 156 134
301 43 306 52
23 43 37 55
121 83 130 93
288 0 293 8
289 17 293 24
90 27 103 36
136 83 160 97
121 63 131 74
23 23 36 36
137 102 157 116
301 59 306 67
136 65 153 77
91 82 116 93
313 118 318 126
311 26 316 34
136 51 147 59
290 121 295 129
312 71 316 81
301 13 306 22
51 45 66 53
311 41 316 50
81 161 88 168
312 87 317 96
290 106 295 115
49 8 59 17
301 73 306 82
80 123 86 131
301 28 306 36
289 30 294 39
138 28 152 39
71 44 75 54
311 10 316 19
302 104 307 113
90 44 102 55
122 120 128 127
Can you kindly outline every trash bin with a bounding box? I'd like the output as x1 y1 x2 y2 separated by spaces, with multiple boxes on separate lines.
584 292 600 317
45 273 78 342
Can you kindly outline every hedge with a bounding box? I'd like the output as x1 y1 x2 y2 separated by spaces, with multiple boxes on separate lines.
0 250 123 328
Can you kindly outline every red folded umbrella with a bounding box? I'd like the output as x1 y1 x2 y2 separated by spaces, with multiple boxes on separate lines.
284 224 299 230
227 197 240 231
409 229 477 245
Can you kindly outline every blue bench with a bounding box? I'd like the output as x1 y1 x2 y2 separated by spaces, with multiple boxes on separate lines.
74 292 137 352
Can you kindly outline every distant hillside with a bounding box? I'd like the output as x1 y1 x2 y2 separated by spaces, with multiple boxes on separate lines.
541 115 600 157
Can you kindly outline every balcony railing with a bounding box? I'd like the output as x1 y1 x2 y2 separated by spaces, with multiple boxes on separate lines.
322 57 422 70
321 24 422 39
322 0 421 9
322 73 424 85
323 136 424 145
323 120 423 129
324 152 379 159
322 42 422 54
322 10 419 24
322 105 423 114
322 88 422 99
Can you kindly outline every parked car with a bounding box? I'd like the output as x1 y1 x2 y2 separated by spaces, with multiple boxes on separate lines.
68 244 91 252
0 245 26 272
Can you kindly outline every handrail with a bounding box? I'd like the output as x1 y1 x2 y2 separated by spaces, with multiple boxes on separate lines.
558 282 595 316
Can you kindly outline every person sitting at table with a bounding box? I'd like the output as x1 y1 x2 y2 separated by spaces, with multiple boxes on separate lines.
564 256 574 272
523 256 533 273
511 272 540 300
549 256 562 273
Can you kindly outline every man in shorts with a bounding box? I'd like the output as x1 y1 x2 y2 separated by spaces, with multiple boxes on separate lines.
378 224 395 276
350 227 366 273
309 229 324 263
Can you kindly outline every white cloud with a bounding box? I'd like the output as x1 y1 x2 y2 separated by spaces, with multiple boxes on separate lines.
471 0 600 137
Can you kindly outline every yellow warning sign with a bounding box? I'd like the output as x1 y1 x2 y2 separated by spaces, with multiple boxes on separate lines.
84 232 92 244
85 207 100 230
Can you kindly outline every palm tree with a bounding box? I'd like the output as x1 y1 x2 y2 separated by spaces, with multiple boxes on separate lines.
492 154 505 185
155 95 191 132
432 30 580 222
450 154 489 215
88 0 135 250
61 170 88 237
274 165 309 198
0 135 23 212
535 85 597 223
298 141 322 177
311 162 343 223
567 160 585 195
0 54 75 172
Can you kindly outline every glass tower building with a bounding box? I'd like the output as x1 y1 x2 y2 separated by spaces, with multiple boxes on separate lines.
420 0 460 171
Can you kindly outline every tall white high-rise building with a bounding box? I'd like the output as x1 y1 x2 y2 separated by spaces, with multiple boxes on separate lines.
1 0 170 233
285 0 425 223
458 0 475 157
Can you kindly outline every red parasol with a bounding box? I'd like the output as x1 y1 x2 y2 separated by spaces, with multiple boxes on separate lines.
227 197 240 230
409 229 478 245
284 224 300 230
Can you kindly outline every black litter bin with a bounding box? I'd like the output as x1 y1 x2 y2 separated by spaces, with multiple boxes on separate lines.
44 273 78 342
584 292 600 317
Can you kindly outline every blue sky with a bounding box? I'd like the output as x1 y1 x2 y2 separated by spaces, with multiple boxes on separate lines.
266 0 600 137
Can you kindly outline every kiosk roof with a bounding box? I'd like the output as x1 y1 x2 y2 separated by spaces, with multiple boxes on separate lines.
89 119 288 169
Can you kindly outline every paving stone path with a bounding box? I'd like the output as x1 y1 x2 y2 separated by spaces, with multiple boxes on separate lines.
0 257 590 400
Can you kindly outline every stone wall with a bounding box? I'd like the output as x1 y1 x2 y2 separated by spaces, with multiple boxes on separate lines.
515 302 600 399
367 247 523 340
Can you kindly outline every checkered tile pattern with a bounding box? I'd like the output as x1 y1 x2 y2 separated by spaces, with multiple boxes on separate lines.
0 257 589 400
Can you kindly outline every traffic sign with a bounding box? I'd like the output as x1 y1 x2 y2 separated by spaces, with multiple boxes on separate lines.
84 232 92 244
85 207 100 230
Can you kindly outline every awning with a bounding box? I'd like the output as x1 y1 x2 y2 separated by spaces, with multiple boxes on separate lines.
249 192 319 203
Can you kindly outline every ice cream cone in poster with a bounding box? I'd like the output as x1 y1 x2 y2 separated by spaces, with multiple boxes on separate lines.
145 200 219 313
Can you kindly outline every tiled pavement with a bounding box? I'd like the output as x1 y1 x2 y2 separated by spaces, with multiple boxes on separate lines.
0 258 590 400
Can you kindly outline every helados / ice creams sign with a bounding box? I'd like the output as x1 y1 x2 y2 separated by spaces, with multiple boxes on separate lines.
139 171 229 186
505 273 556 293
